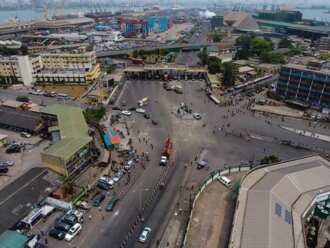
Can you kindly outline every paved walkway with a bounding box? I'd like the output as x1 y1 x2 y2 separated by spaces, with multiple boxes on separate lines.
281 126 330 143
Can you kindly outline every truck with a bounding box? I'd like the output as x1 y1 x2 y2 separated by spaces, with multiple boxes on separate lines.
159 138 173 166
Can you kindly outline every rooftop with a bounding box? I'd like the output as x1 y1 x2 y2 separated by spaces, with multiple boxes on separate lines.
0 230 28 248
41 104 92 162
230 156 330 248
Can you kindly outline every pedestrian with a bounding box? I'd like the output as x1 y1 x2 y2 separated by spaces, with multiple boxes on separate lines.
88 214 92 220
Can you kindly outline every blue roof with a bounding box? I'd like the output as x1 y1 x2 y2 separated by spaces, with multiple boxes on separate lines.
0 230 29 248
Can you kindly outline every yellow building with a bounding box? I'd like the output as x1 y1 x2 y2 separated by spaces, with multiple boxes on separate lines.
40 51 97 70
41 105 94 177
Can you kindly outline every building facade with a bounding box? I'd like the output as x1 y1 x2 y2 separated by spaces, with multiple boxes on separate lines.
277 63 330 109
0 55 36 86
0 50 100 86
40 51 97 70
210 15 224 30
146 16 169 33
319 36 330 51
41 105 94 178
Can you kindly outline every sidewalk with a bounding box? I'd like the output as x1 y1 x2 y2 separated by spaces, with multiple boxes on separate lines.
185 180 236 248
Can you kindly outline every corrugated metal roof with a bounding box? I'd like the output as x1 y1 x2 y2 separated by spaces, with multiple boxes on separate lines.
0 230 28 248
41 104 92 162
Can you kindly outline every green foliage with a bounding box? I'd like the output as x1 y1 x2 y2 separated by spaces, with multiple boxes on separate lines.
132 50 138 58
260 155 280 165
84 105 106 123
208 57 222 74
278 37 292 48
287 45 303 56
251 37 273 56
320 53 330 60
260 51 285 64
222 62 238 86
208 31 223 42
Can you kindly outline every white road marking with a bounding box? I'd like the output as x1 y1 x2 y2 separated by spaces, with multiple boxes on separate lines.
0 170 46 207
113 210 120 217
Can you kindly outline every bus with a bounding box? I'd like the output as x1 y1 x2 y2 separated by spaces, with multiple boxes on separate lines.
21 208 43 230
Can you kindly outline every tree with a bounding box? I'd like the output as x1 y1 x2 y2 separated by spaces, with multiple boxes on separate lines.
251 37 273 56
278 37 292 48
222 62 238 86
206 56 222 74
260 155 280 165
260 51 285 64
199 47 208 66
132 50 138 58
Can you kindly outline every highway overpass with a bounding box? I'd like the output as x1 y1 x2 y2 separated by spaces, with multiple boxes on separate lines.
96 43 217 58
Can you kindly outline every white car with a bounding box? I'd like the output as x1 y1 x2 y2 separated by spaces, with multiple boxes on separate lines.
138 227 151 243
135 108 146 114
121 110 132 116
192 113 202 120
64 223 82 241
112 175 120 183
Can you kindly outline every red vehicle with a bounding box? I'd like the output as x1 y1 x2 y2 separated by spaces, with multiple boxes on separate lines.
131 58 144 65
160 138 173 166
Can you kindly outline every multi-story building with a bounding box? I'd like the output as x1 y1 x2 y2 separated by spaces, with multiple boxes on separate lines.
34 64 100 85
277 61 330 109
210 15 224 30
146 16 169 33
0 55 37 86
0 50 100 86
318 36 330 51
41 104 94 177
40 51 96 70
118 17 147 37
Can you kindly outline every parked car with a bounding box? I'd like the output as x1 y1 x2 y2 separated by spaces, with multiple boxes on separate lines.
92 192 105 207
112 106 122 111
97 181 111 191
61 214 78 226
143 113 150 119
105 196 120 211
124 160 134 171
138 227 152 243
192 113 202 120
20 132 32 138
151 120 158 126
0 160 14 167
54 222 71 233
49 229 65 240
121 110 131 116
0 166 9 173
75 201 90 210
64 223 82 242
135 108 146 114
6 144 21 154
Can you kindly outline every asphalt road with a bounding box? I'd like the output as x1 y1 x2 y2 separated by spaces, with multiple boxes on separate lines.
0 167 49 233
0 88 84 108
79 79 329 248
175 21 210 67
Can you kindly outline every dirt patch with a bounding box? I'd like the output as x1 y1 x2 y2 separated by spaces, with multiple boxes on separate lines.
185 181 232 248
37 85 89 98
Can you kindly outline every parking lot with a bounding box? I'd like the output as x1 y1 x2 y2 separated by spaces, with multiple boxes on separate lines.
0 129 49 190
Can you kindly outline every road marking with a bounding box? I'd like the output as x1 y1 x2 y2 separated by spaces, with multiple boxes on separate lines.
114 210 120 217
0 169 46 207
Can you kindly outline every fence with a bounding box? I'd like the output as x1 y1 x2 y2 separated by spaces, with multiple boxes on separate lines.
181 165 252 248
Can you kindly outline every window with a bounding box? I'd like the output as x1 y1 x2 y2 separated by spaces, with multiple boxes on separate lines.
275 203 282 217
285 210 292 224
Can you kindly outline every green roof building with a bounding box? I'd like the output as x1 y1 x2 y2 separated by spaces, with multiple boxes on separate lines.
41 104 93 177
0 230 29 248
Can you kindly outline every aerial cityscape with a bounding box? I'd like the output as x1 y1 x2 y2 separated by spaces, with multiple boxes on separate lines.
0 0 329 248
